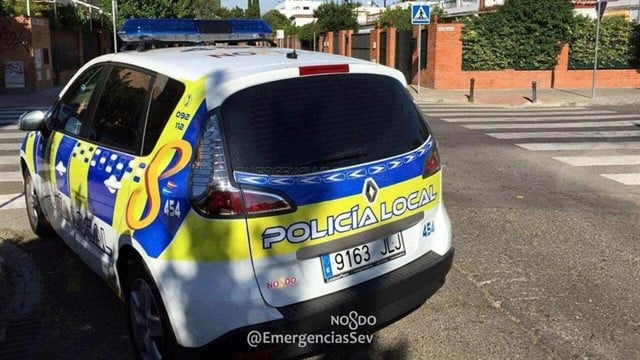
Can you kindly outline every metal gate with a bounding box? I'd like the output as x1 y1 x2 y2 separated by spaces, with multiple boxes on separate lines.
419 28 428 70
395 30 413 82
351 33 370 61
379 31 387 66
333 33 340 55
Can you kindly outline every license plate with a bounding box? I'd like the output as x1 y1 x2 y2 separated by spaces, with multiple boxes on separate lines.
320 233 405 282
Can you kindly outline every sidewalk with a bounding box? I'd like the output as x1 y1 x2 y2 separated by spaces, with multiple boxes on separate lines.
1 84 638 108
410 86 640 107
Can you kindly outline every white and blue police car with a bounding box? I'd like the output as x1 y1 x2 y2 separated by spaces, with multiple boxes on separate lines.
18 18 454 359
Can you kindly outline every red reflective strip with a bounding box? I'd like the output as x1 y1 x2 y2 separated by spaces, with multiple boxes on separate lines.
299 64 349 76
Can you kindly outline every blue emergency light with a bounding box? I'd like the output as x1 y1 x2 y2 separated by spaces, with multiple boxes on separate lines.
118 19 273 44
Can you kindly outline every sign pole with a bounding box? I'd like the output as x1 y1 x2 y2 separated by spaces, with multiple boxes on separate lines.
417 25 421 94
411 4 429 96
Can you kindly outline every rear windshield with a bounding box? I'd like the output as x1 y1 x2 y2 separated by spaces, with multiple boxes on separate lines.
220 73 430 175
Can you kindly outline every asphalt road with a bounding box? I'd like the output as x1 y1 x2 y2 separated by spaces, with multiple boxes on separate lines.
0 104 638 359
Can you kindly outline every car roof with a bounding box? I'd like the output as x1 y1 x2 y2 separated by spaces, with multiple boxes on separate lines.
86 46 406 84
74 46 409 109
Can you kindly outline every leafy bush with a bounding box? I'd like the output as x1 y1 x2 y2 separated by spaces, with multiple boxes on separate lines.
462 0 574 70
569 15 636 69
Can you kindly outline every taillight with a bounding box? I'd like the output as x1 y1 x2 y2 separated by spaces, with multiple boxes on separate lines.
243 190 292 215
190 112 294 217
423 146 440 178
198 189 244 216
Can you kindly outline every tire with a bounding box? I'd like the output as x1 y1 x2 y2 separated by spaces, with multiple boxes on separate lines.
124 264 180 360
23 173 54 237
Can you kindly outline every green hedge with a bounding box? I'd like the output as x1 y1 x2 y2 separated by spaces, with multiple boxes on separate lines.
569 15 637 70
461 0 574 71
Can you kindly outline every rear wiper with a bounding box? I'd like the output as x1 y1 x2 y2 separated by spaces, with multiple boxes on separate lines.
297 147 368 168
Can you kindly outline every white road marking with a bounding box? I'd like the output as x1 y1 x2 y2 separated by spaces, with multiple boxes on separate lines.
0 193 25 210
488 130 640 139
0 171 23 182
553 155 640 166
515 142 640 151
600 173 640 185
442 114 639 123
0 133 25 140
464 120 635 129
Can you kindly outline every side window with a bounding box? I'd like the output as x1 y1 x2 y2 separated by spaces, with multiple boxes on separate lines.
142 75 185 155
48 66 104 136
89 66 152 153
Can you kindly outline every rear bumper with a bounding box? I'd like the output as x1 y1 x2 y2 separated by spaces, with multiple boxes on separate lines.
186 248 454 359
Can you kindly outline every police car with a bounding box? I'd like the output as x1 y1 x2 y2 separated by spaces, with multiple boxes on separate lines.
18 19 454 359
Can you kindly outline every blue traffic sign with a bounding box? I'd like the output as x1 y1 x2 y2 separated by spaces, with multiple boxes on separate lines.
411 4 431 25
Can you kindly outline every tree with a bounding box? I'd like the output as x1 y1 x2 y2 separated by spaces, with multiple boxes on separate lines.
379 6 410 31
262 9 294 35
230 6 246 18
0 0 48 18
246 0 260 18
173 0 217 19
296 22 318 50
314 2 357 33
214 7 233 19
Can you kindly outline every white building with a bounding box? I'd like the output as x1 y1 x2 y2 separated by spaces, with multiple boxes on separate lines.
275 0 325 26
275 0 391 27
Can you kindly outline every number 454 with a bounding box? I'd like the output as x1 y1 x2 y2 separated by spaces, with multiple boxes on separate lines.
164 199 182 217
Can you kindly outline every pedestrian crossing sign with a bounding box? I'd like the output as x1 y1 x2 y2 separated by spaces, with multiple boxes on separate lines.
411 4 430 25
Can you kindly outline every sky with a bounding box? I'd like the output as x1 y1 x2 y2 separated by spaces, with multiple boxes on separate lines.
222 0 282 14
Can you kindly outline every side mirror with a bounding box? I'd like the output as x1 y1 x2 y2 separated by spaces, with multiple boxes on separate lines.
18 110 46 131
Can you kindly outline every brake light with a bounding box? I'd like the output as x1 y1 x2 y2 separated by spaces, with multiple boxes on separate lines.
299 64 349 76
423 147 440 178
244 190 292 215
198 189 244 216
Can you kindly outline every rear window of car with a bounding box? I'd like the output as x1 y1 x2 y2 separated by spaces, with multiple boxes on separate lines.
220 73 430 175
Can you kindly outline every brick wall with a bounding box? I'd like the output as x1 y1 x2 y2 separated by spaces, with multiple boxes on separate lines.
369 27 381 63
0 17 54 92
413 22 640 89
386 26 396 68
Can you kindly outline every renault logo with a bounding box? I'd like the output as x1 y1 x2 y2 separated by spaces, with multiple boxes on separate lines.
363 178 379 204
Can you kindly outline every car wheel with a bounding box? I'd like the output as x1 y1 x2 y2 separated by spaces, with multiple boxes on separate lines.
23 173 53 237
125 265 179 360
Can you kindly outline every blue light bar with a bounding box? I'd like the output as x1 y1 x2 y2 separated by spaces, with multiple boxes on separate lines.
118 19 273 43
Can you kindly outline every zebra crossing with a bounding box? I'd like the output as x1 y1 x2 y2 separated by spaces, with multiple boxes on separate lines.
0 107 44 211
420 104 640 186
0 107 41 125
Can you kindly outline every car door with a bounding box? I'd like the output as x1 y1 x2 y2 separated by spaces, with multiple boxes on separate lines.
43 65 107 243
77 65 153 274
